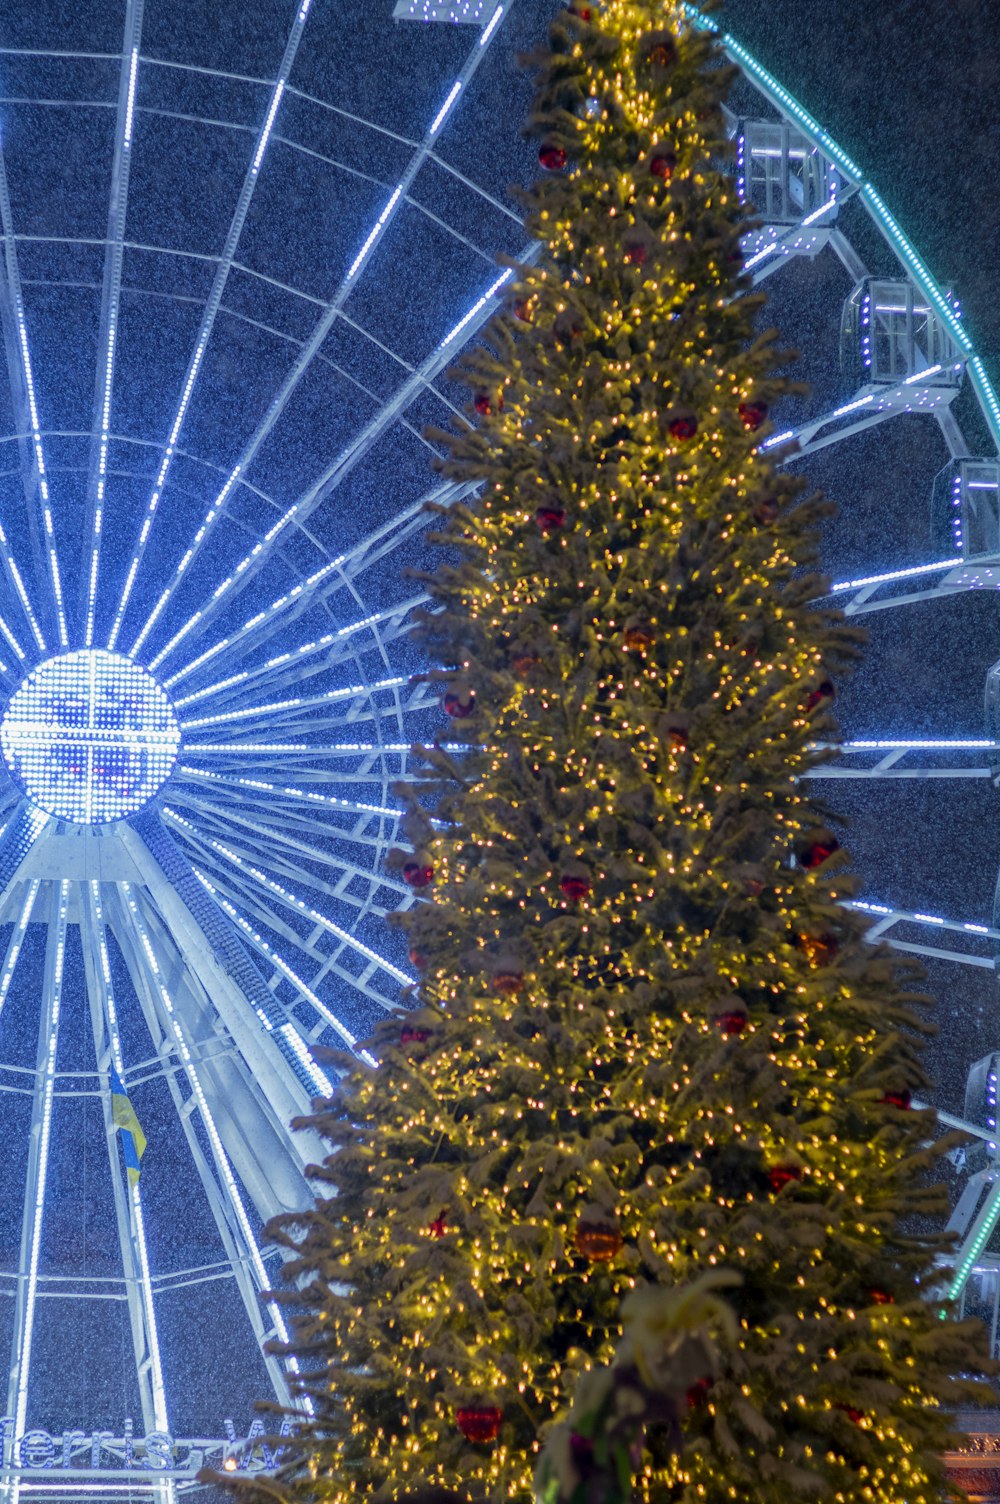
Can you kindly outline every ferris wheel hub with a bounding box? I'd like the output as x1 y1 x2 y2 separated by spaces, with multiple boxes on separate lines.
0 648 180 825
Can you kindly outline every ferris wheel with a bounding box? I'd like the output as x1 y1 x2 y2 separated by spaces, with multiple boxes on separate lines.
0 0 996 1496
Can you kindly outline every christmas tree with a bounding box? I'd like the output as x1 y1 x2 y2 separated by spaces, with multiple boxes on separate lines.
255 3 992 1501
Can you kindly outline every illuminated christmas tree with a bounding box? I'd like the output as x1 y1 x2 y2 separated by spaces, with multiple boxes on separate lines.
259 3 991 1501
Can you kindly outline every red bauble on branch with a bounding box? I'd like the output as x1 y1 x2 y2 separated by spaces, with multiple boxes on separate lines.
443 688 476 719
805 679 835 712
408 947 427 971
767 1163 803 1194
798 838 839 870
559 869 592 901
456 1405 503 1445
869 1288 895 1306
539 143 567 172
512 651 542 677
428 1210 448 1239
492 970 524 996
623 239 648 267
798 932 839 966
686 1376 714 1409
573 1215 623 1263
642 34 677 70
474 391 502 417
535 504 566 535
668 413 698 441
753 497 779 525
738 401 769 432
650 150 677 181
400 1024 432 1047
881 1089 912 1111
623 620 655 653
402 861 435 889
715 1009 747 1037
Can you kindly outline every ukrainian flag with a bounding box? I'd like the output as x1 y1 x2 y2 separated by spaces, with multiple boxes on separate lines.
110 1066 147 1188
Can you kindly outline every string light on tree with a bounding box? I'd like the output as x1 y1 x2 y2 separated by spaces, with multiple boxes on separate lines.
256 4 993 1502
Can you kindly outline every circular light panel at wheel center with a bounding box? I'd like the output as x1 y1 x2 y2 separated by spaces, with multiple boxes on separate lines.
0 648 181 824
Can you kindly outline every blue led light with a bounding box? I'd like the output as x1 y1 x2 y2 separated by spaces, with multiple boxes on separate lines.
0 650 180 824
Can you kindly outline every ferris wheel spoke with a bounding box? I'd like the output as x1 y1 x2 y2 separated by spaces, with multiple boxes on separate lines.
5 880 70 1450
158 485 458 689
140 238 535 672
0 877 40 1027
169 779 399 857
105 0 317 653
174 764 401 825
79 879 170 1439
83 0 143 647
178 674 435 736
169 595 428 715
0 148 65 650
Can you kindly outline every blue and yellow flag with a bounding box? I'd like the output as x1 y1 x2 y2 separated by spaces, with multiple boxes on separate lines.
110 1066 147 1187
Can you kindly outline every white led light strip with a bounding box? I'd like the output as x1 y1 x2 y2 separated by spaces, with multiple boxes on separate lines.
86 24 142 649
89 881 170 1445
12 881 69 1504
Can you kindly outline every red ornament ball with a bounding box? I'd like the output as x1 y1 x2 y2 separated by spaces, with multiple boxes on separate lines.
798 838 839 870
492 971 524 996
869 1288 895 1306
650 151 677 181
456 1405 503 1445
646 39 677 68
512 299 532 323
715 1009 747 1037
560 872 591 902
402 861 434 889
805 679 835 712
443 688 475 719
474 391 502 417
835 1404 865 1427
623 240 647 267
686 1376 714 1409
400 1024 432 1047
535 504 566 535
512 651 542 677
738 401 769 432
573 1219 623 1263
767 1163 803 1194
753 498 779 525
565 2 592 17
539 143 567 172
408 947 427 970
799 932 839 966
623 621 655 653
428 1210 448 1239
881 1089 912 1111
668 414 698 442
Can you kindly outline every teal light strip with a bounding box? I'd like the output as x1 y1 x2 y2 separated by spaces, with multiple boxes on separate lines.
682 3 1000 456
947 1181 1000 1305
